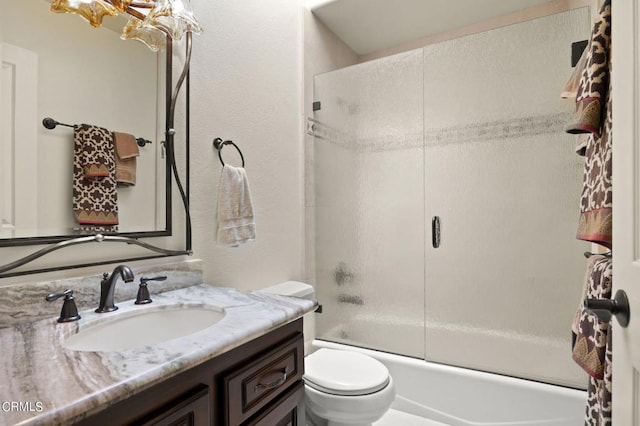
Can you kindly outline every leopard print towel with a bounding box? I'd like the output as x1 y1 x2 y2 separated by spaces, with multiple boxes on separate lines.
72 124 119 233
567 0 612 249
566 0 611 138
571 255 612 425
585 334 612 426
572 255 611 379
567 3 613 423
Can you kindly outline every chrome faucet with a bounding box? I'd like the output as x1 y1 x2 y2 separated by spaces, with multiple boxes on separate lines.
96 265 135 313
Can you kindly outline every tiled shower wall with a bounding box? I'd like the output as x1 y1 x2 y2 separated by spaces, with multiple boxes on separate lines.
312 8 591 388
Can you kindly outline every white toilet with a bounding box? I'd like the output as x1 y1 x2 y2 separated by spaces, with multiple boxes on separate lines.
303 348 395 426
257 282 394 425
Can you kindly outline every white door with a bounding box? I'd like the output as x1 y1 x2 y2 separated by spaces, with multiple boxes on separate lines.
612 1 640 424
0 42 38 238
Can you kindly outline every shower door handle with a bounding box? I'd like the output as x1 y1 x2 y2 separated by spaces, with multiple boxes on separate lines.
585 289 630 328
432 216 441 248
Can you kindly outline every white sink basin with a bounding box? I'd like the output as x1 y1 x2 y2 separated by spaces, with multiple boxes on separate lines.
63 304 225 352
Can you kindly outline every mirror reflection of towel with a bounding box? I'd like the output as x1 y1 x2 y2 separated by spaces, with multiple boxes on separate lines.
113 131 140 186
216 165 255 247
73 124 118 233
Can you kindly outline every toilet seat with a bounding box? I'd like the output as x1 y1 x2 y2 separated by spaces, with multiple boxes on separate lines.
304 349 390 396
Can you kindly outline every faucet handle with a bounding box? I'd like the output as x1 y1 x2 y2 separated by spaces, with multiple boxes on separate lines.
45 289 81 323
135 276 167 305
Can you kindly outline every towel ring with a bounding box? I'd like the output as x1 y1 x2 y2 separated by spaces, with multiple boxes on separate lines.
213 137 245 167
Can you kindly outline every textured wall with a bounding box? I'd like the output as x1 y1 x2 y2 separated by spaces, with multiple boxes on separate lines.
189 0 304 291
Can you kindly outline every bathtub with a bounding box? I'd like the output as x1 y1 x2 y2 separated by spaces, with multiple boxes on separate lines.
312 340 586 426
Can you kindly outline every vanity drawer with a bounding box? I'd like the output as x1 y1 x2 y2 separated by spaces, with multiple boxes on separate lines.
245 381 304 426
137 385 210 426
223 333 304 425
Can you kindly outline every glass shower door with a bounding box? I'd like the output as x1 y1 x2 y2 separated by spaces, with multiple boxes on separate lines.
313 50 425 358
311 8 590 388
422 9 590 386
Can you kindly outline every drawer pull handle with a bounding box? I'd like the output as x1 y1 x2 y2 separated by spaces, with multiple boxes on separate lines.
255 369 288 392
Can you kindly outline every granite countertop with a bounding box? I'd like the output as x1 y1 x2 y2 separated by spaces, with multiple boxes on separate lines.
0 284 316 426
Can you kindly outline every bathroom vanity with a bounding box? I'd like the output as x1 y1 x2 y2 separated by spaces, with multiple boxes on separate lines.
0 281 316 426
76 318 304 426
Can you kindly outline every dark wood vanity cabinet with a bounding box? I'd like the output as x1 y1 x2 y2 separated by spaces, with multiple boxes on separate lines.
223 333 303 424
138 385 211 426
74 319 304 426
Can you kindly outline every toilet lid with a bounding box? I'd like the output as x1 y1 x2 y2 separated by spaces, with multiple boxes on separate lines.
304 349 390 396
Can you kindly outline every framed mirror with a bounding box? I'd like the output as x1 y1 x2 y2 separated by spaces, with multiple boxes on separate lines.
0 0 191 277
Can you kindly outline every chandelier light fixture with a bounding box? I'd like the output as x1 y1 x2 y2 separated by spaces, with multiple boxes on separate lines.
50 0 202 51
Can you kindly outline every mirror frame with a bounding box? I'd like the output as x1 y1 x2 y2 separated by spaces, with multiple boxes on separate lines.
0 32 192 278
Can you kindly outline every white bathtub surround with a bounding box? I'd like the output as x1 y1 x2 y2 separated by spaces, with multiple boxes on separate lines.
373 410 447 426
0 284 316 426
313 340 586 426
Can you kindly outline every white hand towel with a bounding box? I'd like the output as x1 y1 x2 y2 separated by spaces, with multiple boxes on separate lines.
216 165 256 246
